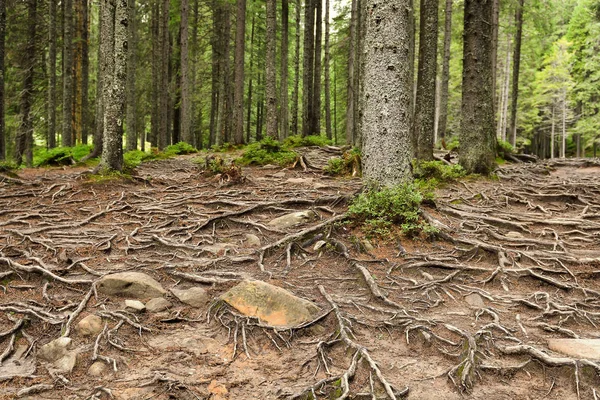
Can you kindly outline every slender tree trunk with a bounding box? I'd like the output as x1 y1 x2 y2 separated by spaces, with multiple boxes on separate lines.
126 0 137 150
158 0 169 149
362 0 413 186
509 0 524 147
150 0 159 148
437 0 452 141
47 0 57 149
501 46 511 141
256 72 264 140
460 0 496 174
246 14 255 143
302 0 315 136
74 0 83 144
290 0 301 136
312 0 322 135
191 0 200 148
232 0 246 144
216 3 232 144
345 0 357 144
209 0 220 147
87 0 105 159
491 0 499 113
561 92 566 158
279 0 289 139
15 0 37 166
63 0 74 147
180 0 192 145
81 0 90 145
354 0 365 148
413 0 439 162
101 0 127 171
265 0 278 138
323 0 332 140
0 0 4 160
550 105 555 159
333 56 337 144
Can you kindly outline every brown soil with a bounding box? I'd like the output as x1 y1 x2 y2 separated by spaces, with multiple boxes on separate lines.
1 151 599 400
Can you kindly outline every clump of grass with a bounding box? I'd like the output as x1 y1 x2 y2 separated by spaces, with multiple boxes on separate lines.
283 134 332 148
86 169 132 184
33 144 93 167
413 160 466 183
348 182 438 239
123 149 159 170
237 137 297 166
324 148 362 176
164 142 198 156
210 142 240 152
496 139 514 160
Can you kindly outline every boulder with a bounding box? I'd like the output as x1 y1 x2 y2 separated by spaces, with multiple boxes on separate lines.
146 297 172 313
38 337 72 362
124 299 146 312
96 272 166 299
172 287 209 308
221 280 320 327
48 351 78 375
547 339 600 360
77 314 103 337
267 211 314 229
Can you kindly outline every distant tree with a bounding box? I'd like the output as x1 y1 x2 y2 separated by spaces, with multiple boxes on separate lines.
232 0 246 144
63 0 74 147
265 0 277 138
437 0 453 142
126 0 137 151
47 0 57 150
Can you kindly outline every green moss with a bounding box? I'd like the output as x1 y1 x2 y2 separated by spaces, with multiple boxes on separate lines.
413 160 466 183
164 142 198 156
496 139 514 160
33 144 93 167
324 148 362 176
86 169 132 184
236 137 297 166
283 134 332 148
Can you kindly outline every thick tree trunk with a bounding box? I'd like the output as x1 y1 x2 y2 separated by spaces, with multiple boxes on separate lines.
74 0 83 144
460 0 496 175
101 0 127 171
279 0 289 139
290 0 301 136
126 0 137 151
158 0 169 149
362 0 413 186
232 0 246 144
345 0 357 144
437 0 452 141
324 0 332 140
215 3 232 145
0 0 4 159
246 15 255 143
265 0 277 138
180 0 193 145
312 0 322 135
302 0 315 136
63 0 74 147
81 0 90 145
509 0 524 147
150 0 159 148
47 0 57 150
209 0 220 147
15 0 37 166
191 0 201 148
413 0 439 162
87 0 105 159
491 0 499 113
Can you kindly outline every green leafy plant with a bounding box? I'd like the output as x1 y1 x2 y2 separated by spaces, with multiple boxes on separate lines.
324 148 362 176
413 160 466 183
283 134 332 148
237 137 297 166
496 139 514 160
164 142 198 156
33 144 93 167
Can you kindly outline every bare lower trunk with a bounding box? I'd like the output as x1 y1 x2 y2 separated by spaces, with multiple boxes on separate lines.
312 0 322 135
158 0 169 149
81 0 90 145
280 0 289 139
437 0 452 140
345 0 357 144
265 0 277 138
126 0 137 151
509 0 524 147
232 0 246 144
561 93 566 159
47 0 57 149
246 15 255 143
63 0 74 147
324 0 332 140
302 0 315 136
550 105 555 159
290 0 301 136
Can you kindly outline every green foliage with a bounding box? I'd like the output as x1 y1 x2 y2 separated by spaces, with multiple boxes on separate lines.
33 145 93 167
496 140 515 160
324 148 362 176
413 160 466 182
348 183 438 238
237 137 297 166
210 142 239 152
164 142 198 156
283 135 333 148
446 137 460 151
86 170 132 184
123 150 158 170
0 160 19 171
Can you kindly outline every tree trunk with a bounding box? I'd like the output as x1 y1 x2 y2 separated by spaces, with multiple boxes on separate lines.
561 92 566 158
45 0 57 150
460 0 496 174
216 3 232 145
550 105 555 159
126 0 137 151
333 56 337 144
509 0 524 147
246 14 255 143
62 0 74 147
180 0 193 145
302 0 315 136
209 0 220 147
100 0 128 171
15 0 37 166
291 0 301 136
323 0 332 140
81 0 90 145
362 0 413 186
74 0 83 144
491 0 499 113
265 0 277 138
0 0 4 159
87 0 105 159
191 0 201 148
232 0 246 144
158 0 169 149
498 40 511 141
312 0 322 135
150 0 159 148
413 0 439 162
345 0 357 144
354 0 365 148
437 0 452 141
279 0 289 139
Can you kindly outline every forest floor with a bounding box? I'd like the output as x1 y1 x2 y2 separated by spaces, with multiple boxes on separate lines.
1 148 600 400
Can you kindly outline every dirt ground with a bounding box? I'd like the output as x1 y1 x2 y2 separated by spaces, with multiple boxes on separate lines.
1 149 600 400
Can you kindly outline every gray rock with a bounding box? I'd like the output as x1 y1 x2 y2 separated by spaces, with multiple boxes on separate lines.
506 231 524 239
547 339 600 360
77 314 103 336
286 177 314 185
48 351 78 375
0 344 36 381
96 272 166 299
362 239 375 252
244 234 261 248
272 172 286 178
201 242 236 255
221 280 320 327
88 361 108 377
268 211 314 229
124 299 146 312
38 337 72 362
464 293 485 308
146 297 172 313
313 240 327 251
172 287 209 308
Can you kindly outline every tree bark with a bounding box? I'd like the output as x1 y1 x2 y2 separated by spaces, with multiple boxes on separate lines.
62 0 74 147
232 0 246 144
158 0 169 149
491 0 499 113
324 0 332 140
509 0 524 147
150 0 159 148
87 0 105 159
302 0 315 136
362 0 414 186
279 0 290 139
460 0 496 175
246 14 255 143
46 0 57 150
413 0 439 162
312 0 322 135
209 0 220 147
345 0 357 144
265 0 278 138
100 0 128 171
0 0 4 159
561 91 566 158
290 0 301 136
437 0 452 141
81 0 90 145
126 0 137 150
550 105 555 159
180 0 193 145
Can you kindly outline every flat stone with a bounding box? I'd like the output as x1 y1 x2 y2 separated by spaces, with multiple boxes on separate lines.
221 280 320 327
464 293 485 308
313 182 330 190
48 351 78 375
77 314 103 336
88 361 108 377
272 172 286 178
172 287 209 308
124 299 146 312
0 345 36 381
506 231 524 239
286 177 314 184
547 339 600 360
244 234 261 248
267 211 314 229
201 243 236 255
38 337 72 362
146 297 172 313
96 272 166 299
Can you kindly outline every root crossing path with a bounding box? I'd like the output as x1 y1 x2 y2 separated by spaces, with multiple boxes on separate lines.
1 152 600 399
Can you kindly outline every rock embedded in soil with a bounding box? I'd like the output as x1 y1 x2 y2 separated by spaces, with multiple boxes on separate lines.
267 210 315 229
38 337 72 362
88 361 107 377
244 233 261 248
124 299 146 312
201 242 237 255
171 287 209 307
547 339 600 360
221 279 320 327
47 351 78 375
286 177 314 185
464 293 485 308
77 314 103 336
146 297 172 313
96 272 166 299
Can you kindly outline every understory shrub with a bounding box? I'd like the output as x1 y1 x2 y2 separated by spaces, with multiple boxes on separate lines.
283 134 332 148
413 160 466 183
324 148 362 176
237 137 297 166
33 144 93 167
